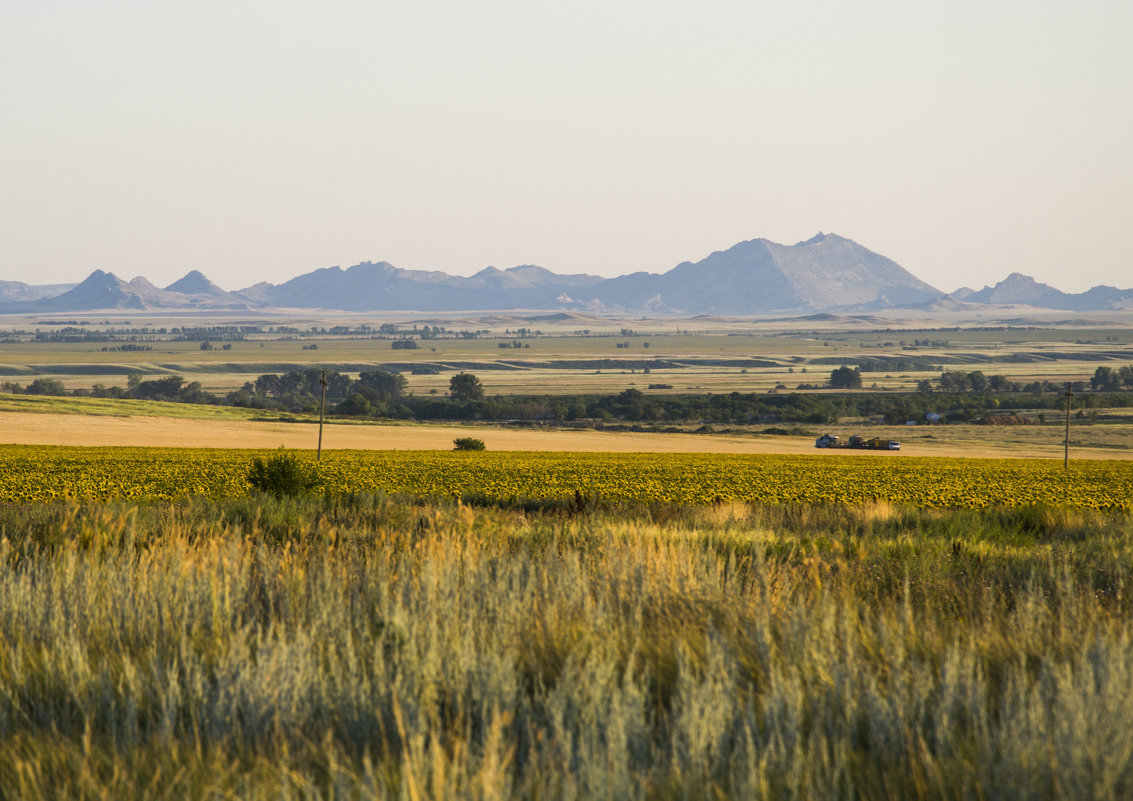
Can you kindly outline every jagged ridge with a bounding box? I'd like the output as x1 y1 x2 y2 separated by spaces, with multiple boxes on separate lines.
3 235 1129 314
949 273 1133 311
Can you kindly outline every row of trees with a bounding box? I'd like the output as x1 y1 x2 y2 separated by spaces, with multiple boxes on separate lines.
834 366 1074 394
229 367 1133 427
1 368 487 417
6 364 1132 427
923 371 1037 394
916 366 1133 394
225 368 486 415
1091 365 1133 391
227 368 407 415
2 374 214 404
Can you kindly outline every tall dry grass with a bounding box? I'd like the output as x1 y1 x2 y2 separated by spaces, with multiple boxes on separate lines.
0 496 1130 799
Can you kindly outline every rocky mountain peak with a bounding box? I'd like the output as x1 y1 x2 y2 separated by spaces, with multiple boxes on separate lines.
165 270 215 294
796 232 832 246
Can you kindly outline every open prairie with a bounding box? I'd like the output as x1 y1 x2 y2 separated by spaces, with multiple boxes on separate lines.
3 311 1133 799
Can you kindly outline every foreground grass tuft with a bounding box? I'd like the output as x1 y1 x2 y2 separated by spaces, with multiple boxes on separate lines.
0 497 1131 798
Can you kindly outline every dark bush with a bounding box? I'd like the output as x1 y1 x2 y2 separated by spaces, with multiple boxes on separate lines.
453 437 486 451
247 449 322 498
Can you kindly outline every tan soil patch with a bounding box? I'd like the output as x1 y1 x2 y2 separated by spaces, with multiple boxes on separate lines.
1 412 1129 460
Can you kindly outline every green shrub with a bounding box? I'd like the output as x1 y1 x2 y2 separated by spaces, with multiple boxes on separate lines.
247 448 321 497
453 437 486 451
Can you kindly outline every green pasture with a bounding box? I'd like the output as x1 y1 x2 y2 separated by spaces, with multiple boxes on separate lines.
0 392 266 420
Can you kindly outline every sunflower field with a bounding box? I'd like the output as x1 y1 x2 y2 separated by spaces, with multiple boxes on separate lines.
1 445 1129 510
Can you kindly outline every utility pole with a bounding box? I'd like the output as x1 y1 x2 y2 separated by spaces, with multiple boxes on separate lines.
1064 382 1073 469
317 369 328 461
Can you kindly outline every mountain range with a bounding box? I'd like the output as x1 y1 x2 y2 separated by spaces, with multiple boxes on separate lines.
948 273 1133 311
0 280 77 304
2 234 1129 315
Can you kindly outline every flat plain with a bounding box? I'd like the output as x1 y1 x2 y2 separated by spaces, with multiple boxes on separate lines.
3 307 1132 458
3 309 1133 798
4 307 1133 398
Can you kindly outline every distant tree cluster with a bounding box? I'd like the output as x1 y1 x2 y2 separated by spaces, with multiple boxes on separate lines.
812 355 944 372
920 367 1133 395
124 374 215 403
4 378 67 396
934 371 1003 393
829 366 862 389
2 374 216 403
226 368 408 417
1091 365 1133 391
226 369 489 417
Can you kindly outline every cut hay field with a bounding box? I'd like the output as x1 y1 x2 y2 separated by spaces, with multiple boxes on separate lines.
2 407 1132 459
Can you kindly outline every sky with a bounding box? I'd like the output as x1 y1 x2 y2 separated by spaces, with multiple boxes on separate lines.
2 0 1131 294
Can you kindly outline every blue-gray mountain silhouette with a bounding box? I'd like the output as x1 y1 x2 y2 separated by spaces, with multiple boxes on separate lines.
3 234 1128 314
237 233 939 313
949 273 1133 311
0 269 250 312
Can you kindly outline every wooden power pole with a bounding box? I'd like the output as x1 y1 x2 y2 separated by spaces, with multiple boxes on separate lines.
1064 382 1073 469
317 369 328 461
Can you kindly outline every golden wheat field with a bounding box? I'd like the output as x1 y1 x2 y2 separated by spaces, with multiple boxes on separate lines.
2 444 1129 510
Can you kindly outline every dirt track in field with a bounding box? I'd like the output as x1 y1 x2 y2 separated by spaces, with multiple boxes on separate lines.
2 412 1130 460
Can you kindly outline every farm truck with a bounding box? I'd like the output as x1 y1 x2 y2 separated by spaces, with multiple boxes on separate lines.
814 434 901 451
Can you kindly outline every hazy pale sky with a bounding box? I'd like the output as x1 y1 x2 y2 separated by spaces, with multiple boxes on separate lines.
2 0 1130 293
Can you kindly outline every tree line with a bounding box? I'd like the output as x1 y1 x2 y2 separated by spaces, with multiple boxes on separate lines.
921 366 1133 394
2 374 214 404
4 364 1132 427
222 367 1133 426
